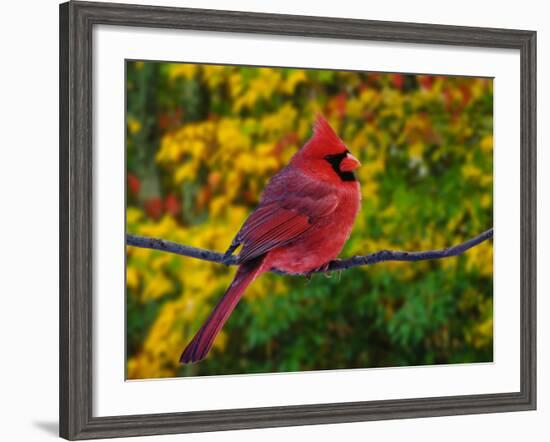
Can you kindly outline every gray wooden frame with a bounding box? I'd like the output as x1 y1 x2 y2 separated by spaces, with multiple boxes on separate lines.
59 1 537 439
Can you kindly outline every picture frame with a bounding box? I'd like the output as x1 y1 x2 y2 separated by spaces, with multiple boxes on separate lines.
59 1 536 439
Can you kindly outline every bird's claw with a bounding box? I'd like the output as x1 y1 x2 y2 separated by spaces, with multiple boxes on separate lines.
222 252 238 266
308 262 332 277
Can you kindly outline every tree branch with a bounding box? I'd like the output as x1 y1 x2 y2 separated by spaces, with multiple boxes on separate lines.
126 228 493 275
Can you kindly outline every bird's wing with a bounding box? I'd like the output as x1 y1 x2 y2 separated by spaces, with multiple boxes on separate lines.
233 170 339 263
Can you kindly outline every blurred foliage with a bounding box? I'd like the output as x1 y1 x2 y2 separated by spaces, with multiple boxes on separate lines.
125 61 493 379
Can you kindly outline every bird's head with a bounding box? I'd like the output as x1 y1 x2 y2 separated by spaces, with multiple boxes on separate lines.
293 114 361 183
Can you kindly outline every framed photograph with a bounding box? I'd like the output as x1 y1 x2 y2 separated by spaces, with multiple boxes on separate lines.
59 0 536 439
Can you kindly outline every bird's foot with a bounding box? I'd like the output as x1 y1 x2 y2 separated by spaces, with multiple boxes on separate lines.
222 242 240 263
311 262 332 276
222 243 240 265
222 253 236 265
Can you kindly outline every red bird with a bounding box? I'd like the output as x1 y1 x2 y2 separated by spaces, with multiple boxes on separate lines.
180 115 362 364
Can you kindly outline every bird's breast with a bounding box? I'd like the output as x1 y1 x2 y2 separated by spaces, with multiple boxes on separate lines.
265 185 361 275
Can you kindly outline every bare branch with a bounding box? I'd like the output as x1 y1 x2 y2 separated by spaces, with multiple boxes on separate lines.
126 228 493 275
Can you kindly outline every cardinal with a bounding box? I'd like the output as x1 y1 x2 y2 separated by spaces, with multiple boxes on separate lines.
180 114 362 363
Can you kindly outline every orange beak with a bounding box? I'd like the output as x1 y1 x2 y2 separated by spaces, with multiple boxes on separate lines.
339 153 361 172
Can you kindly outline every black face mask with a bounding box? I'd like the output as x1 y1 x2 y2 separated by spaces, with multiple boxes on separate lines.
324 151 357 182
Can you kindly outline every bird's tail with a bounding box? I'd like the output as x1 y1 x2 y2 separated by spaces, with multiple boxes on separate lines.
179 257 265 364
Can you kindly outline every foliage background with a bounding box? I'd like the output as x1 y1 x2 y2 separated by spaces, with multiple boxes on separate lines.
125 61 493 379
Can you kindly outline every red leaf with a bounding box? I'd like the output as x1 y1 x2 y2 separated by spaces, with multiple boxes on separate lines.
418 75 434 90
459 83 472 107
164 193 181 217
391 74 404 89
127 173 140 195
144 197 164 220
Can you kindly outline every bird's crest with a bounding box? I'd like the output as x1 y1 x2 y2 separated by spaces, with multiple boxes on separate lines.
303 114 348 158
313 114 341 144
